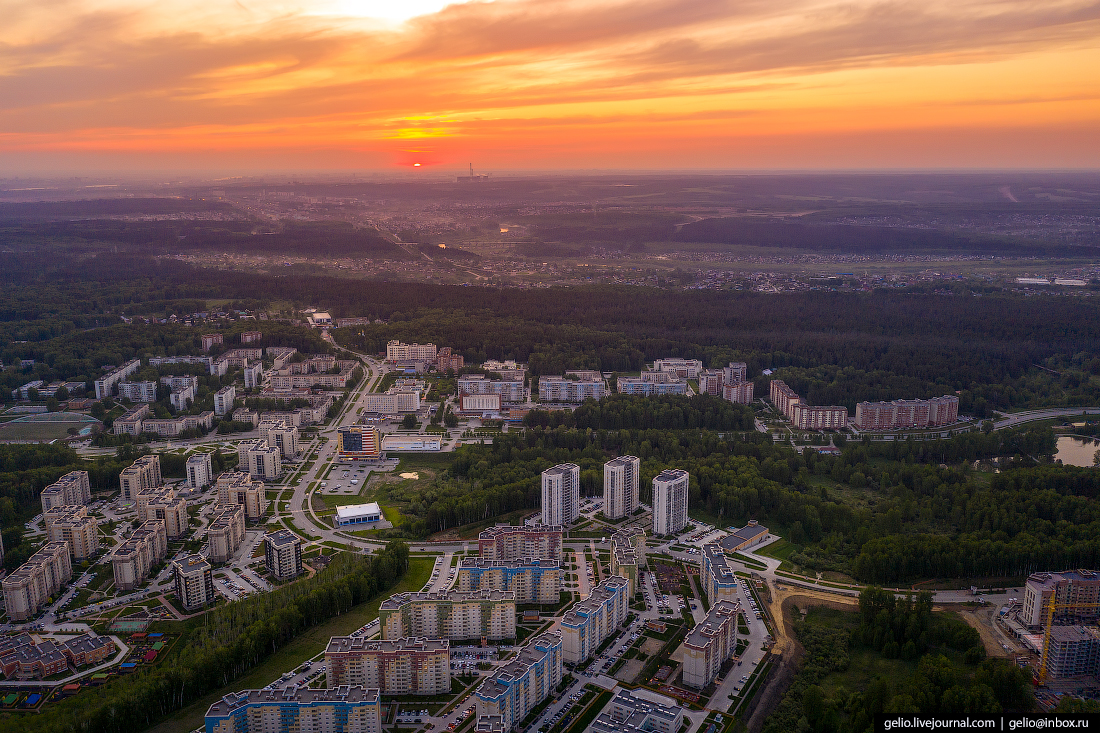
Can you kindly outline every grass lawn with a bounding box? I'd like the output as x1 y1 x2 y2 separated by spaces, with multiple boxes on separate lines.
755 538 798 570
146 554 435 733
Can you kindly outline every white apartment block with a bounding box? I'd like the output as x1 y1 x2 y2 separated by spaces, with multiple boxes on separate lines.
362 390 421 414
538 376 605 403
264 529 303 580
722 381 754 404
541 463 580 526
43 506 100 560
213 385 236 416
173 554 215 611
243 362 263 389
40 470 92 513
186 452 213 490
683 601 741 688
111 520 167 591
457 558 561 605
387 341 438 362
560 576 629 664
238 439 282 481
258 419 300 459
117 380 159 403
616 379 687 396
119 455 162 501
94 358 141 399
652 469 689 536
136 486 189 539
325 637 451 695
478 525 563 562
474 632 562 733
603 456 640 520
379 590 517 642
216 471 268 520
457 375 527 404
460 393 502 413
2 542 72 622
207 503 246 563
652 359 704 379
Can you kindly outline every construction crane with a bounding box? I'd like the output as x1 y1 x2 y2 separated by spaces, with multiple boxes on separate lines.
1036 594 1100 684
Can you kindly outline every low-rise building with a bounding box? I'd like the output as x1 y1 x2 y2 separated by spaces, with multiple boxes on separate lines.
652 359 704 379
474 632 562 733
460 393 502 414
325 637 450 695
682 600 741 688
173 554 216 611
610 528 646 596
457 558 560 605
590 689 684 733
207 504 247 563
264 529 303 580
205 685 381 733
111 521 167 591
478 525 563 562
338 426 382 460
379 590 517 642
44 505 100 560
40 470 92 513
2 542 73 621
0 635 67 679
560 576 629 664
334 503 384 527
718 520 768 553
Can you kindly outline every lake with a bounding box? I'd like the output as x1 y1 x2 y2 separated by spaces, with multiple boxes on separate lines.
1055 435 1100 467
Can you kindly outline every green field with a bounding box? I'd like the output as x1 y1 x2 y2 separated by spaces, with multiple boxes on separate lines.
146 554 435 733
0 421 79 442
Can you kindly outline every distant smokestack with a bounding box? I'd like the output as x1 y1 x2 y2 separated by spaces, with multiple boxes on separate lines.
469 163 474 177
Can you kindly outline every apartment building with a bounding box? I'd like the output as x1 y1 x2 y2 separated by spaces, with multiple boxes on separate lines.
541 463 580 526
722 381 754 405
460 393 502 413
186 452 214 490
483 360 528 381
361 390 421 414
457 558 561 605
243 362 263 389
338 426 382 460
162 376 198 410
325 637 450 695
94 358 141 399
701 544 739 604
1022 570 1100 628
264 529 303 580
2 542 72 622
697 371 723 396
1043 626 1100 679
478 525 563 562
215 471 267 513
202 334 223 351
457 375 527 404
616 378 687 396
591 689 684 733
119 455 162 501
652 469 690 536
111 521 167 591
611 528 647 596
474 632 562 733
790 403 849 431
768 380 800 416
44 506 100 560
112 404 151 435
435 347 465 372
40 470 91 513
136 486 189 539
140 410 215 438
0 633 114 680
207 504 247 563
853 395 960 430
241 330 262 344
213 385 236 416
560 576 629 664
652 359 704 379
117 380 159 403
205 685 382 733
149 355 215 373
538 376 605 403
232 407 260 426
238 439 282 481
379 590 517 642
724 362 748 384
387 341 438 362
173 554 216 611
603 455 640 520
267 346 298 370
258 418 300 459
682 600 742 688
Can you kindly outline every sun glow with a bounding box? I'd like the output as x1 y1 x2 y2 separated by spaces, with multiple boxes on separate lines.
325 0 486 23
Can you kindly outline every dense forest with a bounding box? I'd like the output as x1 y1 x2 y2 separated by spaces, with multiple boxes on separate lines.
763 591 1033 733
0 543 409 733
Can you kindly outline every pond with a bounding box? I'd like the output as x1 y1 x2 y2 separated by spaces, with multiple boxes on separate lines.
1055 435 1100 467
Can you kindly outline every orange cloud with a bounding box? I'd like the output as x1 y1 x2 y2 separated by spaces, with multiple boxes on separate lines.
0 0 1098 170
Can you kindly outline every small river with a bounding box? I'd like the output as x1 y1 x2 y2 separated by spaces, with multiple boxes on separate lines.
1055 435 1100 467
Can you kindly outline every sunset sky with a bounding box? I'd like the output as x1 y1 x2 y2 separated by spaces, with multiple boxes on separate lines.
2 0 1100 171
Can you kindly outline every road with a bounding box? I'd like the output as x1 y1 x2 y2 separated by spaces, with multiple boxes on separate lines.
992 407 1100 429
